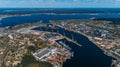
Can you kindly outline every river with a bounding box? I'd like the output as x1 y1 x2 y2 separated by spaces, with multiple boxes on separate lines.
32 26 113 67
0 13 116 67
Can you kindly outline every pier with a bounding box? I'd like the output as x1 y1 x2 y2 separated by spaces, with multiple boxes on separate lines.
59 41 72 51
62 31 82 47
56 27 82 47
65 36 82 47
55 25 82 47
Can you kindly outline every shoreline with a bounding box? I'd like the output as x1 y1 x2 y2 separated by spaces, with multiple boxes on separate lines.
7 22 114 66
54 24 117 64
51 19 120 62
13 24 73 67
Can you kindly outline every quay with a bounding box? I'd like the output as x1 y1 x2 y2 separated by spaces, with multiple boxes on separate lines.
59 41 72 51
53 25 82 47
64 36 82 47
53 24 82 47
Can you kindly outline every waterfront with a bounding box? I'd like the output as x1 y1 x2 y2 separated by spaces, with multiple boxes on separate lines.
32 26 113 67
0 13 118 67
1 13 120 27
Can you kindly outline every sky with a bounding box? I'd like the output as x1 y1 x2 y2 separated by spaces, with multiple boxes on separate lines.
0 0 120 8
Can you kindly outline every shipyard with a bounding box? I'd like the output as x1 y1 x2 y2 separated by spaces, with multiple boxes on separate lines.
0 22 74 67
0 6 120 67
51 19 120 67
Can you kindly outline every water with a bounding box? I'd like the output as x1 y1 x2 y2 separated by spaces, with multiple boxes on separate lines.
1 8 120 13
32 26 113 67
0 12 117 67
1 13 120 27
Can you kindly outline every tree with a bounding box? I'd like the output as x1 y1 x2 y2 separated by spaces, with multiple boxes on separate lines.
28 46 35 52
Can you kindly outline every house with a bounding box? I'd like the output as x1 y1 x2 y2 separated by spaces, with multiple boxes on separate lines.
95 29 109 37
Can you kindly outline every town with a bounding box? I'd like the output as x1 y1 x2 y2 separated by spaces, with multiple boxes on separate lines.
0 18 120 67
0 22 73 67
51 19 120 67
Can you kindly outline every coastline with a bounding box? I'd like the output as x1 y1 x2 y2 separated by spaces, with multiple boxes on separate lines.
54 24 116 61
13 23 74 67
3 21 114 66
0 13 119 67
50 19 120 62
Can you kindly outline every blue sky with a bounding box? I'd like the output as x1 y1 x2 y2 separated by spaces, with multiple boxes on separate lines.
0 0 120 8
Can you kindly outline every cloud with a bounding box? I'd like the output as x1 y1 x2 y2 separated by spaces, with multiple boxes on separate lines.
0 0 119 8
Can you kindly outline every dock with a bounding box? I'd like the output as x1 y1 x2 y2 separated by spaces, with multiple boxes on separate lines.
53 25 82 47
64 36 82 47
59 41 72 51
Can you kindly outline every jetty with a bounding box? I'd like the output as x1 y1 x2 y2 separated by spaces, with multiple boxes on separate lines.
63 31 82 47
59 41 72 51
65 36 82 47
55 27 82 47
